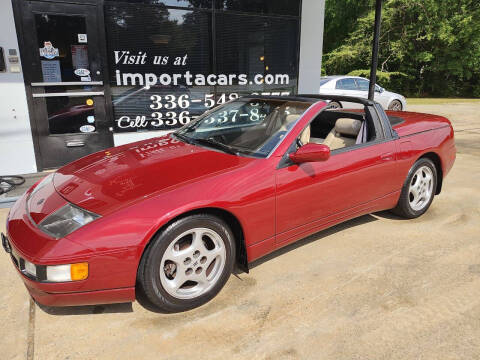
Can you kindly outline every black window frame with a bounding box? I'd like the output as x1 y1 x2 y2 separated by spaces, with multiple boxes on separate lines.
0 47 6 72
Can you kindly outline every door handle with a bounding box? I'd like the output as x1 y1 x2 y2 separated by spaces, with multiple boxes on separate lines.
33 91 104 98
31 81 103 86
66 141 85 148
381 152 394 161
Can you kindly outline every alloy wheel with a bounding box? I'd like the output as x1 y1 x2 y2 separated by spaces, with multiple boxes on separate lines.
389 100 402 111
159 227 226 299
408 165 434 211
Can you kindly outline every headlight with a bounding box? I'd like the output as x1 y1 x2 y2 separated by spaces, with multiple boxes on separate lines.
24 260 37 277
21 260 89 282
39 203 100 239
46 263 89 282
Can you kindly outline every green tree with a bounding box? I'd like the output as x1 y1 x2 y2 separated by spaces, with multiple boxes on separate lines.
323 0 480 97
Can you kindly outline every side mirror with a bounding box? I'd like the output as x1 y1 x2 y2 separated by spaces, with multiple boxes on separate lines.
375 86 384 93
289 143 331 164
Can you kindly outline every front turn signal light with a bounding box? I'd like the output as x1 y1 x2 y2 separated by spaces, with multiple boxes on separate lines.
70 262 89 281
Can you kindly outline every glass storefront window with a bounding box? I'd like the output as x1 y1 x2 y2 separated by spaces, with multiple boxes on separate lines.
35 14 90 83
108 0 213 9
104 0 301 133
105 2 213 132
215 0 300 16
45 96 96 135
215 12 299 96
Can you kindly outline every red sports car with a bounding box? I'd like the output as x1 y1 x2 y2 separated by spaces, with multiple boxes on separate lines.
2 95 456 313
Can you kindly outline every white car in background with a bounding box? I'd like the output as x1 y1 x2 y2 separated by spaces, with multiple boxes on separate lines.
319 75 407 111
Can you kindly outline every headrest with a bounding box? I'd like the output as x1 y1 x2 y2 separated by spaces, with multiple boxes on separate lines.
299 125 310 145
335 118 362 136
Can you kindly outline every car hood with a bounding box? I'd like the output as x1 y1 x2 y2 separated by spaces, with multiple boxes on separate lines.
53 135 255 215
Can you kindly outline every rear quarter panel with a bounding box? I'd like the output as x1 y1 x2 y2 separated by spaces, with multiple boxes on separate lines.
389 111 456 188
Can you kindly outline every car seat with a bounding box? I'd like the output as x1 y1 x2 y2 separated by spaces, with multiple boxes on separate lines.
322 118 362 150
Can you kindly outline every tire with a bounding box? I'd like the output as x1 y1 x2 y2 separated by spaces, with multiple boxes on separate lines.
0 180 14 195
137 214 236 313
1 176 25 186
388 100 403 111
392 158 437 219
328 101 342 109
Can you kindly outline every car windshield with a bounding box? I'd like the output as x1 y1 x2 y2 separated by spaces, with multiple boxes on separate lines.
175 98 313 158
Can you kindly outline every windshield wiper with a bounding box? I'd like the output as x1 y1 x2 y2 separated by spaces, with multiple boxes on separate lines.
174 133 239 156
194 137 241 155
173 132 195 145
194 138 240 155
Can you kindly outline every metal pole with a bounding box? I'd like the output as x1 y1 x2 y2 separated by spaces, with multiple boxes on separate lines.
368 0 383 100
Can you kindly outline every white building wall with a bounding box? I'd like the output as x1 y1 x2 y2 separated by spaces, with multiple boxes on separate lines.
0 1 37 175
298 0 325 94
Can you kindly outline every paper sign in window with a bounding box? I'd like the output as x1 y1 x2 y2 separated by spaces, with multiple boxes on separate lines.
41 60 62 82
71 45 89 70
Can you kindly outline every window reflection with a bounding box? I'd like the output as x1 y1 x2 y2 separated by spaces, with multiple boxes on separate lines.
46 96 96 134
107 0 213 9
215 12 298 94
104 0 301 133
35 14 90 83
106 3 212 132
215 0 300 16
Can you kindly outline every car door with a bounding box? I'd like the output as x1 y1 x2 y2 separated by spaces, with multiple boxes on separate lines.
373 85 391 109
274 108 398 246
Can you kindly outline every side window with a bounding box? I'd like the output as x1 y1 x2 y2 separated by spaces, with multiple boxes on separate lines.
356 79 369 91
296 107 381 152
335 78 357 90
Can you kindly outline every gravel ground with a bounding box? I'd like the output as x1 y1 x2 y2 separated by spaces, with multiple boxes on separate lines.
1 100 479 360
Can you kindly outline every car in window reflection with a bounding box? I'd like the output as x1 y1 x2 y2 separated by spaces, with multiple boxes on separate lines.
47 100 96 134
319 75 406 111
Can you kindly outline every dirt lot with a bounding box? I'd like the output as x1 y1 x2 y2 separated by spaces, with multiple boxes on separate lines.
1 100 479 360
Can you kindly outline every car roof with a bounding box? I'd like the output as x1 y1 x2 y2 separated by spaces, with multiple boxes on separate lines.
321 75 367 81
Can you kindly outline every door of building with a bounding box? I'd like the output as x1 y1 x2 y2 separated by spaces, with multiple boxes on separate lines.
19 1 112 169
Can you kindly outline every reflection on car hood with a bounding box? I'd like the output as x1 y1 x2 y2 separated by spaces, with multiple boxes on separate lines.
53 135 255 215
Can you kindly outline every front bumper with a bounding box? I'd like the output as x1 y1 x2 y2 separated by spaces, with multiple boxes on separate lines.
24 277 135 307
4 190 137 307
